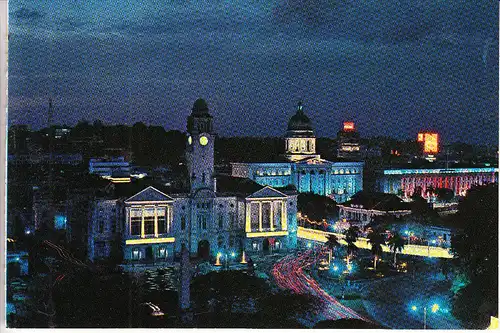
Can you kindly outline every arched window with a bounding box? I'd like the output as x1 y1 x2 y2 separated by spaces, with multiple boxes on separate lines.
218 214 223 229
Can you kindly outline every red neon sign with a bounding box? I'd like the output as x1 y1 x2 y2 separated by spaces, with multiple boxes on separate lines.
343 122 355 131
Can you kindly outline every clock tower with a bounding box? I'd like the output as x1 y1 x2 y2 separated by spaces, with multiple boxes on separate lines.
186 98 215 193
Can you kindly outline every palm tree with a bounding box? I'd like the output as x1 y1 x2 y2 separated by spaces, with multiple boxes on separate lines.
325 234 339 264
387 232 405 266
367 231 386 270
343 226 360 266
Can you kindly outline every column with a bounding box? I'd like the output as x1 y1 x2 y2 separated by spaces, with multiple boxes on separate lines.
141 206 145 238
282 200 288 231
126 207 130 236
323 170 327 195
166 206 170 233
309 171 313 192
154 206 158 237
270 201 274 231
245 202 251 232
259 202 263 231
169 206 173 233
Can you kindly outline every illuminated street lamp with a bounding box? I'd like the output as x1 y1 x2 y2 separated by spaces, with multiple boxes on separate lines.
410 303 440 329
215 252 222 266
427 239 437 257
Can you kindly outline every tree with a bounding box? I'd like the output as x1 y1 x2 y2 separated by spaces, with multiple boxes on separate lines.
191 271 269 315
297 193 338 224
436 188 454 202
343 226 359 266
387 232 405 266
367 231 385 270
450 184 498 328
325 234 339 264
258 291 320 328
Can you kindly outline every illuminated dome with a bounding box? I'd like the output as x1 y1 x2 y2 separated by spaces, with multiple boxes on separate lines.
192 98 210 116
287 101 314 132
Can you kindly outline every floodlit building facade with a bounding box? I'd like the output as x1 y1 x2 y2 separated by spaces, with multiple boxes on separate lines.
377 167 498 198
231 102 364 203
88 99 298 264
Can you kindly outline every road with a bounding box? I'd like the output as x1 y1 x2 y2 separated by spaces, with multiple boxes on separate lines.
271 249 369 325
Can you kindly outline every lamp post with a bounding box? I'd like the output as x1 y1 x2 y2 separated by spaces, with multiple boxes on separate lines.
427 239 436 257
404 230 411 245
411 303 440 329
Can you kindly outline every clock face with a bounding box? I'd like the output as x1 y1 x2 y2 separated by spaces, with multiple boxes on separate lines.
199 136 209 146
187 136 192 145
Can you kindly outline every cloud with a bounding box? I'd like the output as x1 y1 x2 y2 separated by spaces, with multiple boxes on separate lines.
6 0 498 144
12 7 44 21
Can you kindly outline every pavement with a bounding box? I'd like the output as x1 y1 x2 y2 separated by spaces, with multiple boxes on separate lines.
359 272 463 329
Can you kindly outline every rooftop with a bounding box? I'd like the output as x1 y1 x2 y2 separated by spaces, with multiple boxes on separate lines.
339 191 411 211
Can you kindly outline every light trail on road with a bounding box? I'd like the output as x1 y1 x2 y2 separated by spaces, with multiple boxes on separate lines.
43 240 88 268
272 249 368 322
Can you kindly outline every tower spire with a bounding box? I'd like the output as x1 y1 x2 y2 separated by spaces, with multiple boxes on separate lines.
297 100 303 112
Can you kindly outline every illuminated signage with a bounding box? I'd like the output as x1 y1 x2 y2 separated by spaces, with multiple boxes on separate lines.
423 133 439 154
126 237 175 245
343 122 355 131
417 133 424 142
246 231 288 238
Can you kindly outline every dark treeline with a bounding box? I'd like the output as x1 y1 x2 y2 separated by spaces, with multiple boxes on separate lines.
11 120 187 168
10 120 497 168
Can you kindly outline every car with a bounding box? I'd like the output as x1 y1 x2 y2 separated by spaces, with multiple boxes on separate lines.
140 302 164 317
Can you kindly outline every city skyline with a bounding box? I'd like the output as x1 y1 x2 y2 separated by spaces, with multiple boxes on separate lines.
8 1 498 145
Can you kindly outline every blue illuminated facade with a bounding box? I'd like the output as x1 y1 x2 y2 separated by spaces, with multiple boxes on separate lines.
232 160 363 203
231 102 363 203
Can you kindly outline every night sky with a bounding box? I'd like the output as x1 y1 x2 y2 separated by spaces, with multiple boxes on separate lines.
8 1 499 145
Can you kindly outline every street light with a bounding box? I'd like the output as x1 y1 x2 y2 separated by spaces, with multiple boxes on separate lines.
410 303 440 329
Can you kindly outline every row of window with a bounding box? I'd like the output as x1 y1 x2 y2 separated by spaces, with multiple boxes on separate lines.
97 218 118 234
130 247 168 260
217 236 240 248
130 215 168 236
287 139 315 153
96 208 119 234
255 168 360 177
182 202 235 210
255 170 291 176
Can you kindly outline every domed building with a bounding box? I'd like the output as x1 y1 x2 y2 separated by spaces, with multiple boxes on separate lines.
284 102 321 162
232 101 364 203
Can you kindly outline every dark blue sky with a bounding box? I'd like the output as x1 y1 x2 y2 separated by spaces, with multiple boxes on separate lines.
8 0 499 144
